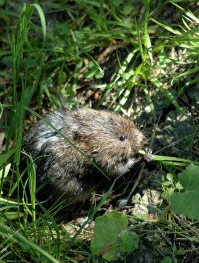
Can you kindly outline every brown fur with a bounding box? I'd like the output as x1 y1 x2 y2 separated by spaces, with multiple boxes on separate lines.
23 108 149 204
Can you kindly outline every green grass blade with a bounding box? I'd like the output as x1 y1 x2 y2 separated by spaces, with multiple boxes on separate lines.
0 223 61 263
151 18 182 35
0 150 14 167
31 4 46 42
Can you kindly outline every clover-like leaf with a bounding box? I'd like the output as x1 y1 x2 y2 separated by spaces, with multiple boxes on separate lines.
91 211 139 261
170 163 199 220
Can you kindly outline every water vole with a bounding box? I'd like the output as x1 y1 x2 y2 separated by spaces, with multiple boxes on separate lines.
23 108 151 204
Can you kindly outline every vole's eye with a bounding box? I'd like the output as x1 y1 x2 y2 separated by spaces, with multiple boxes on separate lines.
119 135 127 141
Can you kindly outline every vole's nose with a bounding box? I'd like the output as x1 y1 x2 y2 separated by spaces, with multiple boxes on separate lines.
142 137 148 145
134 129 148 146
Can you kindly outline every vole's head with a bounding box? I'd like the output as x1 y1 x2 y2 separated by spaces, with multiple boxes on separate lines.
72 109 150 177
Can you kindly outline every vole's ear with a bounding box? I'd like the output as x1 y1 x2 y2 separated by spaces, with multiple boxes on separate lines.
73 131 81 141
72 129 90 142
